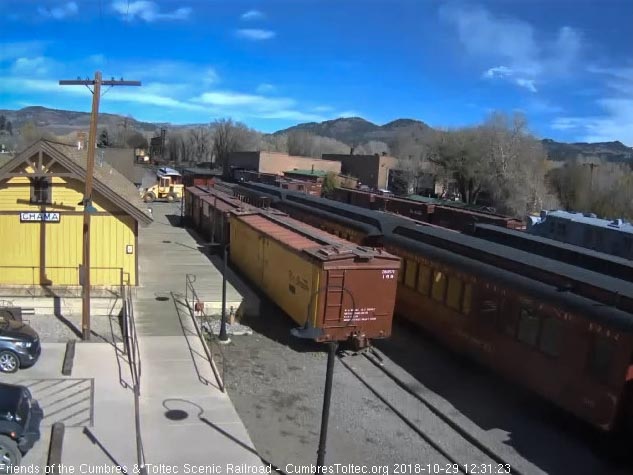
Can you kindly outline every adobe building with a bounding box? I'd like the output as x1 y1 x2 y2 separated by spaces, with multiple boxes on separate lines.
226 151 341 178
0 139 152 287
322 150 399 190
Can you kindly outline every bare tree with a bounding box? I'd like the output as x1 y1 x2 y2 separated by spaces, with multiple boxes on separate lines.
211 118 260 176
549 160 633 220
287 131 348 158
421 112 555 215
260 134 288 153
188 127 212 163
356 140 390 155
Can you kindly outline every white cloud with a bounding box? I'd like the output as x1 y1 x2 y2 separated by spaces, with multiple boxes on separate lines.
335 111 360 118
111 1 191 22
10 56 50 76
241 10 264 21
256 83 275 94
38 2 78 20
106 89 207 111
0 47 346 126
515 78 537 93
235 29 276 40
483 66 537 92
440 3 581 92
483 66 513 79
551 66 633 144
88 54 106 65
202 68 219 87
0 41 48 62
196 91 294 109
312 105 334 112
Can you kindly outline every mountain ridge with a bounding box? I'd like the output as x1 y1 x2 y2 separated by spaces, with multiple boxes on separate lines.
0 106 630 162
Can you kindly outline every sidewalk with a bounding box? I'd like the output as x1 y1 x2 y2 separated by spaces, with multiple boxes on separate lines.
10 202 264 470
133 202 263 467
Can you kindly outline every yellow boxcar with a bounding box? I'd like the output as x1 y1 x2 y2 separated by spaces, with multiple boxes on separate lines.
229 210 400 345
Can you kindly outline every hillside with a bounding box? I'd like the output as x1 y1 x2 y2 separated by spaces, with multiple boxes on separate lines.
1 107 631 163
0 106 162 135
541 138 633 163
274 117 431 145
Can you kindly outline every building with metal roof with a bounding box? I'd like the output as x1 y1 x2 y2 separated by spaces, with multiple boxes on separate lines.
527 210 633 260
0 139 153 286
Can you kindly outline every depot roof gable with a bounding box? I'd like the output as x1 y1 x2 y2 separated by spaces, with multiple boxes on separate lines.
0 139 153 225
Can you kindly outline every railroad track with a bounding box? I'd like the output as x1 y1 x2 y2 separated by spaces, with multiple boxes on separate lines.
338 349 536 475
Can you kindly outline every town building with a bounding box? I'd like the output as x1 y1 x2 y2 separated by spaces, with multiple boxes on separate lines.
226 151 341 178
322 151 399 190
99 147 148 187
0 139 152 287
527 210 633 259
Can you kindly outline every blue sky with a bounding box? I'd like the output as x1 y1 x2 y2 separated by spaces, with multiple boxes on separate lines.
1 0 632 144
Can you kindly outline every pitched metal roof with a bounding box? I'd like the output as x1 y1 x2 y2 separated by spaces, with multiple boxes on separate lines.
0 139 152 225
539 210 633 234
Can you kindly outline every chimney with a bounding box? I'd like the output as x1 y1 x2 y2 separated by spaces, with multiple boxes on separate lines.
350 147 354 156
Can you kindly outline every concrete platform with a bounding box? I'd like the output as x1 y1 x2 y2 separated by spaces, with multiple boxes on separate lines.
4 202 265 471
132 202 263 467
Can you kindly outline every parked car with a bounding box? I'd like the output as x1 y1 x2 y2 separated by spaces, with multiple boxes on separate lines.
0 319 41 373
0 383 43 469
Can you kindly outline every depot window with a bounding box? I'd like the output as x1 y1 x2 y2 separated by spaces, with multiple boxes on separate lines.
30 177 51 205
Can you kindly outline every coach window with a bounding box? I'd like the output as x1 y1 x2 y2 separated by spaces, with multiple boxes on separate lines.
431 270 447 302
446 276 463 311
539 317 563 357
462 283 473 315
417 265 431 296
398 260 406 283
587 336 615 383
517 306 541 347
405 259 418 289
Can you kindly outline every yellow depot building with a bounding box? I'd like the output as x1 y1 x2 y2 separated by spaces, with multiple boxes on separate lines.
0 139 152 287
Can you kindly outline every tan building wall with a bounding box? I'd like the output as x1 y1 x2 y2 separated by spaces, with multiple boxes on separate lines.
323 153 399 190
259 152 341 175
227 151 341 176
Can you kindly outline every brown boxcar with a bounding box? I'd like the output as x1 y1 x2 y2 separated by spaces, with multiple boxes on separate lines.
184 186 212 229
229 209 400 345
199 189 253 244
332 187 524 231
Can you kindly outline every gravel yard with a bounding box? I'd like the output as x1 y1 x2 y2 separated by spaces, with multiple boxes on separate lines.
23 312 122 343
222 301 630 475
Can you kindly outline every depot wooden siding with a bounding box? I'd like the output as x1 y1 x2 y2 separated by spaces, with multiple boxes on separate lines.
0 174 136 286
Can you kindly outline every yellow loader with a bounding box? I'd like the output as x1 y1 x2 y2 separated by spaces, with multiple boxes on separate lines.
140 175 184 203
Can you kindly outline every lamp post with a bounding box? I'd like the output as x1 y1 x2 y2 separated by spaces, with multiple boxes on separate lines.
219 212 230 343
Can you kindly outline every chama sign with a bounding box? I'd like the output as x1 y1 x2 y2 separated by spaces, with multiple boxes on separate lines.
20 212 61 223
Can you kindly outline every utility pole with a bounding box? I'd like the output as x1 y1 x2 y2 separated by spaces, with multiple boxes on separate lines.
59 72 141 340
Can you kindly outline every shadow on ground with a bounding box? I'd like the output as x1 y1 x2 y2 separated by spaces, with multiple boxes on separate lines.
374 318 631 474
